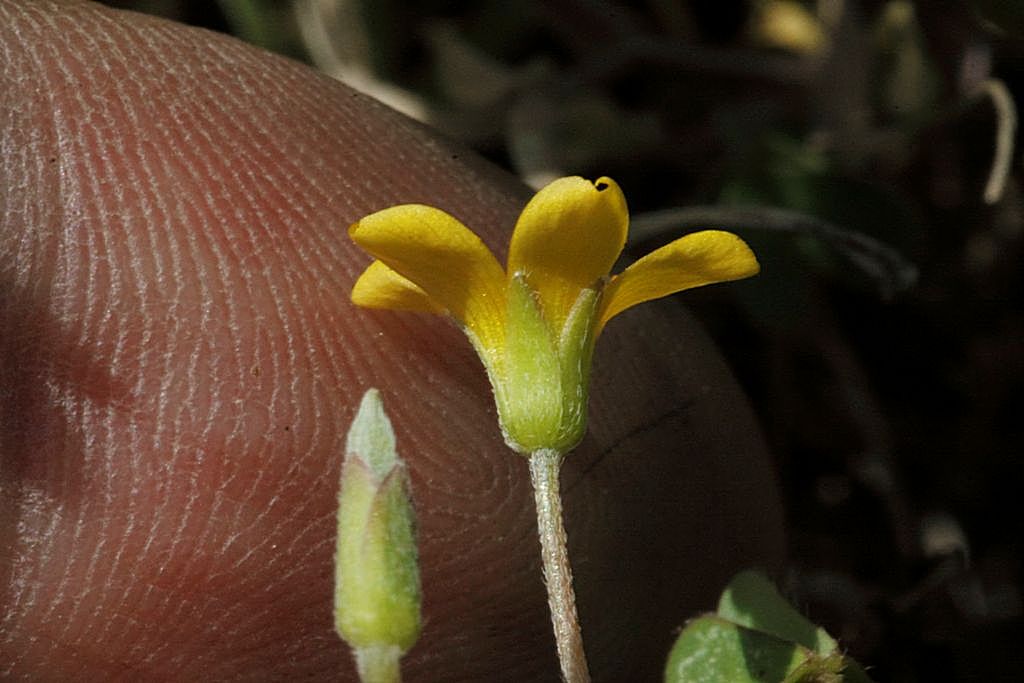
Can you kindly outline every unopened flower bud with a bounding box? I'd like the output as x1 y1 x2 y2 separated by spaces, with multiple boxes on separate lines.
335 389 421 681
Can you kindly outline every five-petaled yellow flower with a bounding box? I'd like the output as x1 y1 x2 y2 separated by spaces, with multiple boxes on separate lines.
349 176 758 455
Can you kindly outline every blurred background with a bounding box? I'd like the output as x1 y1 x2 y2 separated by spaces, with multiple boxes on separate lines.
98 1 1023 680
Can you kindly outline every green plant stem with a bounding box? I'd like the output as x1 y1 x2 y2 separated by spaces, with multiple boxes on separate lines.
354 645 402 683
528 448 591 683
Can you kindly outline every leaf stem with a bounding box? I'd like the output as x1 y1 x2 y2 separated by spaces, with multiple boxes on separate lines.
528 448 591 683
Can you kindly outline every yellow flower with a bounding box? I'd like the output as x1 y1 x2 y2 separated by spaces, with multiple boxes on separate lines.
349 176 758 454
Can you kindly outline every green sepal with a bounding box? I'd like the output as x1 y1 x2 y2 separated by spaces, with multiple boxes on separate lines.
496 274 565 452
345 388 398 479
495 276 602 454
556 286 600 445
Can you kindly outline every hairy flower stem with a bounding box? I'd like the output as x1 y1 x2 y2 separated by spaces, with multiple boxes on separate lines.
529 448 591 683
354 645 402 683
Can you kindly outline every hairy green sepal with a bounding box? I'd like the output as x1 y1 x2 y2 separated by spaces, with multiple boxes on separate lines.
494 275 600 453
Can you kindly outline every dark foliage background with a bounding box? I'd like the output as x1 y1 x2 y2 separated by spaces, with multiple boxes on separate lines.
99 1 1024 680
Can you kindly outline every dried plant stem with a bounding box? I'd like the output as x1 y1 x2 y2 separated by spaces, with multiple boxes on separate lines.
978 78 1017 205
528 448 591 683
630 205 919 299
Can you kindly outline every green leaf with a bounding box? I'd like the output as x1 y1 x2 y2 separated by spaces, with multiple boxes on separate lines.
717 570 837 655
664 571 877 682
665 615 824 683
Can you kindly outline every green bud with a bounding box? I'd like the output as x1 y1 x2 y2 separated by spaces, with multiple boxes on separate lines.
335 389 421 655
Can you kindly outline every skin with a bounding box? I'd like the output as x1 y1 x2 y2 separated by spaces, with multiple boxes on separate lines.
0 1 785 680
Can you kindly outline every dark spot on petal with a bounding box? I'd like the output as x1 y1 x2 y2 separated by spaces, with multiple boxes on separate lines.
595 181 608 191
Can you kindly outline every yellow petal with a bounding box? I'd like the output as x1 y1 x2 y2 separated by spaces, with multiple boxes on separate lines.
349 205 507 352
507 176 628 331
351 260 445 314
596 230 759 332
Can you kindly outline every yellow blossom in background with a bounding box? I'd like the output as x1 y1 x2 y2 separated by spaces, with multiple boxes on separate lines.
349 176 758 454
751 0 827 56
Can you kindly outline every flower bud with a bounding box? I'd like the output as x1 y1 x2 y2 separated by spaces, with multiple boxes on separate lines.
334 389 421 656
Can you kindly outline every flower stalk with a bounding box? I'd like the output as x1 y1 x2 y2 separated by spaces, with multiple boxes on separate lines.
354 645 403 683
529 448 590 683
